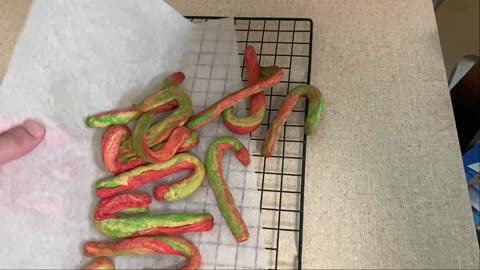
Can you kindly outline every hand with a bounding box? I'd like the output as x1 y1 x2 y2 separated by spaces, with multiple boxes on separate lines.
0 120 46 165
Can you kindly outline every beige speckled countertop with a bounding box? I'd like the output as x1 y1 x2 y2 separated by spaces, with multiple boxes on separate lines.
1 0 479 268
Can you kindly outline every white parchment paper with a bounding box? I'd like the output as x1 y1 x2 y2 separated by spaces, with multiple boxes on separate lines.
0 1 266 269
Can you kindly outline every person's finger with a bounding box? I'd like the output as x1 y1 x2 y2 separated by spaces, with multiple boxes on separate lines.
0 119 46 165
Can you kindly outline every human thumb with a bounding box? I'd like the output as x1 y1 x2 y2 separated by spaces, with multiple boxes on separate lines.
0 119 46 165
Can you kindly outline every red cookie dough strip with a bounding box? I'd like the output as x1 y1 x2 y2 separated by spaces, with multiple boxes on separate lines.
222 46 265 134
186 66 283 131
262 84 325 157
94 193 213 238
84 257 114 270
84 235 201 270
96 153 205 202
85 72 184 128
205 136 250 242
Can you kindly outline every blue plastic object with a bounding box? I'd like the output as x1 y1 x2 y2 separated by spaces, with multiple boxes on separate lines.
462 144 479 244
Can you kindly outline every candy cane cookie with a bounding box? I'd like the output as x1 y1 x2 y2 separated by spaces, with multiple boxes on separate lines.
205 136 250 242
262 85 325 157
84 235 201 270
186 66 283 131
94 193 213 238
96 153 205 202
222 46 265 134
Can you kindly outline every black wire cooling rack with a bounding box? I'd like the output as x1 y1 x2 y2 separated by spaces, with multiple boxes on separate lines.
187 16 313 270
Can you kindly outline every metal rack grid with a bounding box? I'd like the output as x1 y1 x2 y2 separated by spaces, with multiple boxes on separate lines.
187 16 313 270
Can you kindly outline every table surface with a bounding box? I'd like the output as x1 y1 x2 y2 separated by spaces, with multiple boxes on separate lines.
1 0 479 268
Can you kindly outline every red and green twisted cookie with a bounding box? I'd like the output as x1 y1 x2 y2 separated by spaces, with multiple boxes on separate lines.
222 46 265 134
86 72 195 167
85 72 185 128
94 193 213 238
101 125 146 174
205 136 250 242
262 84 325 157
96 153 205 201
123 85 193 163
131 111 189 164
101 125 199 174
84 235 201 270
186 66 283 131
115 130 199 163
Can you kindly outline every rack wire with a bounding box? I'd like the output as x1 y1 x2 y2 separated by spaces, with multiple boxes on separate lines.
187 16 313 270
